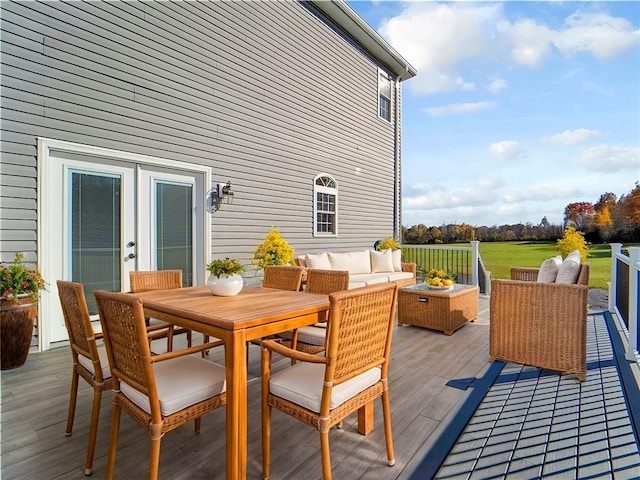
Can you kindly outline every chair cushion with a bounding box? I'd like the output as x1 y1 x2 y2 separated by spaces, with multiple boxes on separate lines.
536 255 562 283
295 326 326 346
328 251 371 274
269 362 381 413
78 345 111 380
121 355 226 416
555 254 581 284
391 249 403 272
370 249 394 273
305 252 331 270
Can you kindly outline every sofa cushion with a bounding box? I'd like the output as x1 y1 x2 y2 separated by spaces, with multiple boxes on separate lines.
349 273 389 285
386 271 414 282
305 252 331 270
296 256 307 268
391 249 403 272
537 255 562 283
555 254 581 284
328 250 371 274
370 249 394 273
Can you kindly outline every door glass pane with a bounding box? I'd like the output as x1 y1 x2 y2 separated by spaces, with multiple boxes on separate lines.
71 172 121 314
156 182 193 286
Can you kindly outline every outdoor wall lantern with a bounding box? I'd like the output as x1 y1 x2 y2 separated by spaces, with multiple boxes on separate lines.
207 181 234 213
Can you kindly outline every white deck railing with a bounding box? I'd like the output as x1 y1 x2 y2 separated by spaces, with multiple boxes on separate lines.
609 244 640 364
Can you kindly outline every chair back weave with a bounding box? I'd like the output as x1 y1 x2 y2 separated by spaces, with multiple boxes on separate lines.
95 291 154 398
57 281 100 367
263 266 304 291
129 270 183 293
305 269 349 295
325 283 397 385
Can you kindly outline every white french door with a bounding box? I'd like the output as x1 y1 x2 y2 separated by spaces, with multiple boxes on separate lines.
38 140 210 350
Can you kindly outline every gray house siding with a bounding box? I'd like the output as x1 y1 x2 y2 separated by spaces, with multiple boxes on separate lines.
1 0 412 267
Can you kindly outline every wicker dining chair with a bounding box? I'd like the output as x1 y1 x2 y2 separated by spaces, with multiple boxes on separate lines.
247 265 305 349
262 265 305 291
94 290 227 480
129 270 191 351
57 280 112 476
261 282 398 480
281 269 350 357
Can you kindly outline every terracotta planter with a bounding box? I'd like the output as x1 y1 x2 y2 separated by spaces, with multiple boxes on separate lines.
1 294 37 370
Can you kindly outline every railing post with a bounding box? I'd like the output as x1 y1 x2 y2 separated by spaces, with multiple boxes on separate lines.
625 247 639 362
609 243 621 313
471 241 479 288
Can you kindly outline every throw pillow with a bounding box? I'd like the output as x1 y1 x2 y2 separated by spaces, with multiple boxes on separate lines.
327 250 371 274
370 249 394 273
555 254 581 284
536 255 562 283
305 252 331 270
391 249 402 272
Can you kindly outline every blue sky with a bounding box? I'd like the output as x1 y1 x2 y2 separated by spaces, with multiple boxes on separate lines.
347 1 640 228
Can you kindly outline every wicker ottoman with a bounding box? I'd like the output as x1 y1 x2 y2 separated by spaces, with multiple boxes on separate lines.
397 283 479 335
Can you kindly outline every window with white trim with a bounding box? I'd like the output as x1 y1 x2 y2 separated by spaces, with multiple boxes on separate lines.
314 174 337 236
378 68 393 123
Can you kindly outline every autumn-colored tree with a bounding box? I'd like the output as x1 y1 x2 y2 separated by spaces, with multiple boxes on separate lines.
563 202 595 230
618 182 640 227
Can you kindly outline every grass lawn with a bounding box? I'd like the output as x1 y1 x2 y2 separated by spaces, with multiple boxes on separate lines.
478 241 621 290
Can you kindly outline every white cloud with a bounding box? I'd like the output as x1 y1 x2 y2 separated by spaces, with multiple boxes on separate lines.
378 3 640 95
554 13 640 60
423 101 496 117
540 129 600 145
574 145 640 172
489 141 522 160
487 78 509 94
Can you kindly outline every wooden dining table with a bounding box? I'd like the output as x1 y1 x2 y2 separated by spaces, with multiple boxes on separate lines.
131 285 330 480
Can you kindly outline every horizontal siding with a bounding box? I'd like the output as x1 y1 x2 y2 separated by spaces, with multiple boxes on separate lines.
0 0 401 264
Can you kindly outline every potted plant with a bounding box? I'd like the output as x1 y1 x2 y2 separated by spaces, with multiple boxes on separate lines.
1 252 46 369
206 257 245 296
252 228 295 271
376 236 400 251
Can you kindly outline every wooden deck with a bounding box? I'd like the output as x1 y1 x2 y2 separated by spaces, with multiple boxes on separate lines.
3 295 636 479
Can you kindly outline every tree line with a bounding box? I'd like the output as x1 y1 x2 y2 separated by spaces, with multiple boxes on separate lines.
403 182 640 244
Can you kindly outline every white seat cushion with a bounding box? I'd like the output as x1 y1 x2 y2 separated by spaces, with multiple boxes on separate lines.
121 355 226 416
555 254 581 284
386 271 414 282
349 273 390 285
78 345 111 380
370 249 394 273
536 255 562 283
269 362 381 413
295 326 326 346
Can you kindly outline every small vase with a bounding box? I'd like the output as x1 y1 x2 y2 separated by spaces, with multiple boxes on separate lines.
1 294 37 369
207 274 243 296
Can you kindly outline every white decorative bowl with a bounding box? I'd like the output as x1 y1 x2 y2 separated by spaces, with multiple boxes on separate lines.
206 274 244 296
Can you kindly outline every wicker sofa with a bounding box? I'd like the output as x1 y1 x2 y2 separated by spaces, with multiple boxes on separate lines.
295 249 416 289
489 261 589 381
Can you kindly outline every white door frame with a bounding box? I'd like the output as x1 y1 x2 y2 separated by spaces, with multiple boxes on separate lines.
37 138 212 351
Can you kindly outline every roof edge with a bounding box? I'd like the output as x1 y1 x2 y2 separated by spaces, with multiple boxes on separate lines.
310 0 417 81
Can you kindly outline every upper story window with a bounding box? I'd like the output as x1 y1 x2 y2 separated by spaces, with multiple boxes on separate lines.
378 68 393 123
314 174 337 237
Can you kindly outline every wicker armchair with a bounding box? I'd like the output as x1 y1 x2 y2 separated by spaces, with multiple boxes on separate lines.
261 283 398 480
489 263 590 381
283 269 350 357
57 280 112 476
94 290 226 480
129 270 192 351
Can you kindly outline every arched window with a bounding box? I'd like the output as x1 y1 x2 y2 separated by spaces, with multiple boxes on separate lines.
313 174 337 236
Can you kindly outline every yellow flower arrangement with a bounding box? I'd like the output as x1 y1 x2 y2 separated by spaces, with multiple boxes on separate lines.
377 237 400 251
